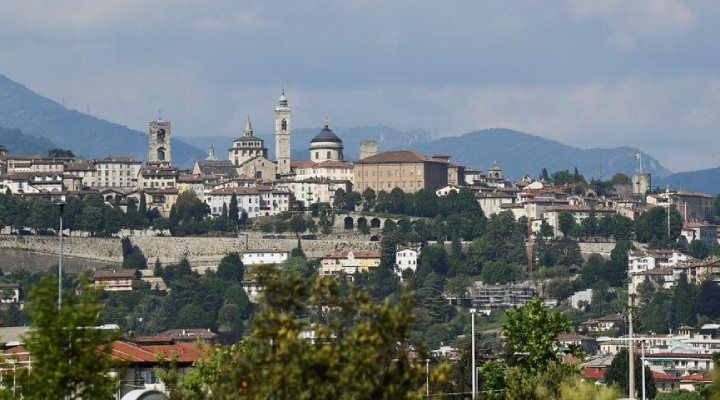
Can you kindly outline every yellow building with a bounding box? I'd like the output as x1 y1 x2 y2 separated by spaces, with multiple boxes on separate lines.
353 150 448 193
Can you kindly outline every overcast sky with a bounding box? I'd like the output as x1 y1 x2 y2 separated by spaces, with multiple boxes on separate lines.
1 0 719 172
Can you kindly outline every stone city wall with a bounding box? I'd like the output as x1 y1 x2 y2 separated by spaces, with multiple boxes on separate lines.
0 235 123 273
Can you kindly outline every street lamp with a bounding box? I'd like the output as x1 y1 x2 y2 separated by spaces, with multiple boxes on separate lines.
470 308 477 399
425 358 430 399
53 200 66 311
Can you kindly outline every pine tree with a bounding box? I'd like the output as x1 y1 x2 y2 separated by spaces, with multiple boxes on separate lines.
228 194 239 227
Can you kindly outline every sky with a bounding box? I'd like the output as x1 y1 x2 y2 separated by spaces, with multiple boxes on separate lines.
0 0 719 172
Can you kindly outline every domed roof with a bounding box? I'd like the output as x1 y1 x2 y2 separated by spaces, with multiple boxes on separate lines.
311 118 342 144
277 89 288 106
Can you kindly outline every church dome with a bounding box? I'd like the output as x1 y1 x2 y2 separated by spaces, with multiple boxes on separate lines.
311 121 342 144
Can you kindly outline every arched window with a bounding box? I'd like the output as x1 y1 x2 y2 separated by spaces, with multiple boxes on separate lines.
157 147 166 161
315 152 319 160
281 119 287 131
326 151 331 159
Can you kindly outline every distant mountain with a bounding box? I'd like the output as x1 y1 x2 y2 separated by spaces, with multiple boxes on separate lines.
0 73 205 166
655 168 720 195
411 128 672 180
0 126 55 155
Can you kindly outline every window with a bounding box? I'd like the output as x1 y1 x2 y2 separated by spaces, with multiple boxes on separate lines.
326 151 331 159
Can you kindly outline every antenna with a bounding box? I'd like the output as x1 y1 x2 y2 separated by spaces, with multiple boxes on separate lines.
158 109 163 121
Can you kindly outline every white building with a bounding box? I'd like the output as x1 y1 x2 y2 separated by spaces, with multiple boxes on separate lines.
628 250 693 293
395 247 419 277
94 156 142 189
208 186 291 219
276 178 352 208
241 250 290 266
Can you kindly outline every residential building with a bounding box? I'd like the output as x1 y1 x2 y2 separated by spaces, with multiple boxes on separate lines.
276 178 352 208
93 269 137 292
319 251 381 277
208 186 291 219
681 221 717 247
395 247 419 277
241 250 290 266
94 156 142 189
295 160 354 182
64 160 97 188
138 163 178 190
579 313 623 333
543 205 616 237
353 150 448 193
0 283 20 303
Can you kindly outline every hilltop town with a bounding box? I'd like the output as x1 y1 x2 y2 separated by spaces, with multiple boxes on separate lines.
0 92 719 398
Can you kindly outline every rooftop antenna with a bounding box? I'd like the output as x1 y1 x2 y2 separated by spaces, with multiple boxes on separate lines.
158 109 163 122
636 152 643 174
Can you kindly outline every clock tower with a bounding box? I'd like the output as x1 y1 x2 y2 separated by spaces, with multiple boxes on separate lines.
275 90 291 175
149 118 171 165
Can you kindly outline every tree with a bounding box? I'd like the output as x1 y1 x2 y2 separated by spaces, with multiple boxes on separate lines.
228 194 239 227
215 253 244 282
289 214 307 238
673 273 698 327
558 211 575 236
47 147 75 158
635 206 682 244
22 275 118 399
165 265 446 399
502 297 571 374
361 187 376 211
604 348 656 399
688 239 711 259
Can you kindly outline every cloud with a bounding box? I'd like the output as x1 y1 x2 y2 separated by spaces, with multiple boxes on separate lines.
568 0 697 50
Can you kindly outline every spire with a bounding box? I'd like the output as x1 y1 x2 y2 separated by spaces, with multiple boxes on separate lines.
206 145 217 161
244 116 253 137
323 115 329 128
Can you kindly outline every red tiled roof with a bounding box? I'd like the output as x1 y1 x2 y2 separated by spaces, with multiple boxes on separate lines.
94 269 137 280
582 367 606 380
313 160 354 168
291 160 315 168
354 150 448 165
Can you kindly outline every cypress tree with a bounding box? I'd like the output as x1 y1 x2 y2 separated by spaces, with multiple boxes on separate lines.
228 194 239 225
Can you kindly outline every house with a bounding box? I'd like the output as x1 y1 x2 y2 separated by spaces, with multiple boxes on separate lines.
241 250 290 266
93 269 138 292
395 247 419 277
208 186 291 219
628 250 693 293
0 283 20 304
156 329 218 344
276 178 352 208
681 221 717 247
319 251 381 278
557 333 598 356
579 313 623 333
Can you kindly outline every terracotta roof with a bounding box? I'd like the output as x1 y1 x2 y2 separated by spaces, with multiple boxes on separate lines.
291 160 316 168
324 251 381 259
159 329 218 341
312 160 353 168
93 269 137 280
65 161 96 171
558 333 594 341
582 367 606 380
652 371 682 381
354 150 448 165
646 352 713 359
98 156 141 163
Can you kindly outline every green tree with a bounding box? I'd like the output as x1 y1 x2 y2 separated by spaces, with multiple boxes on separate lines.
289 214 307 238
166 265 446 399
604 348 657 399
502 297 570 374
673 273 698 327
361 187 376 211
688 239 711 259
635 206 682 244
48 147 75 158
22 275 118 399
215 253 244 282
228 194 239 227
558 211 575 236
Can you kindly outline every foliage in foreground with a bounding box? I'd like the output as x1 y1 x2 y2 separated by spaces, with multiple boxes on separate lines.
164 265 449 399
21 275 118 399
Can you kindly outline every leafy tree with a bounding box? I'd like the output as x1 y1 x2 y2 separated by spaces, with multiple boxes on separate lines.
688 239 711 259
547 278 573 301
604 348 656 399
289 214 307 238
655 389 704 400
635 206 682 244
22 275 118 399
502 297 570 374
482 261 523 285
468 210 526 267
697 281 720 319
228 194 239 227
48 147 75 158
673 273 698 327
361 187 376 211
215 253 244 282
558 211 575 236
166 265 447 399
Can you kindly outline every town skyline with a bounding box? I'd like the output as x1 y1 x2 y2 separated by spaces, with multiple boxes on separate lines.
1 1 720 172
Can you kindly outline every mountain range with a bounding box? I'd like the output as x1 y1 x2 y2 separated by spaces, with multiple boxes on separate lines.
1 72 719 194
0 74 205 165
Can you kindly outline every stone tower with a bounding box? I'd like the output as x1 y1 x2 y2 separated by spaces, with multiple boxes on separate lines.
632 173 651 195
275 90 291 175
359 140 378 160
149 118 171 165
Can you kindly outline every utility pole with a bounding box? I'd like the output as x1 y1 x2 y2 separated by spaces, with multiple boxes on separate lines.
628 293 635 400
470 308 477 399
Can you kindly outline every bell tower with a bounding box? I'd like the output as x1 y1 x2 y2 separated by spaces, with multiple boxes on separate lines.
275 89 291 175
148 117 171 165
149 116 171 165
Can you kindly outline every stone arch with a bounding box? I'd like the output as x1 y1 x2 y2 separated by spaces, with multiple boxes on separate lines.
157 147 166 161
370 218 381 229
369 235 380 242
357 217 368 228
105 195 114 202
344 216 354 230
